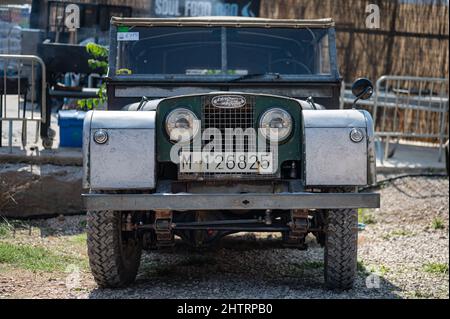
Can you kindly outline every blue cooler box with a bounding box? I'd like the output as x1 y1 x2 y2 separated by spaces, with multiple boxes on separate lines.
58 110 86 147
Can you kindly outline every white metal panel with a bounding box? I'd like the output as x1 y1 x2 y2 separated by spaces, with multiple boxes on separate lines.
305 127 367 186
90 110 155 129
303 110 367 128
90 128 155 190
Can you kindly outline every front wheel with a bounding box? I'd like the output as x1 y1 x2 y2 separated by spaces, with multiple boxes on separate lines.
87 210 142 288
324 208 358 290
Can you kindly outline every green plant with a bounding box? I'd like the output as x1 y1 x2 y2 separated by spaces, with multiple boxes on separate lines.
69 233 87 245
357 260 368 273
0 218 30 238
383 229 415 240
77 43 109 110
0 222 12 238
86 43 108 72
423 262 449 275
358 209 376 224
379 265 390 275
412 290 433 298
431 217 445 230
391 229 415 237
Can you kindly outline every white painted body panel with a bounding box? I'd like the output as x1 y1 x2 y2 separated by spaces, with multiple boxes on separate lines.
304 127 367 185
83 110 156 190
303 110 372 186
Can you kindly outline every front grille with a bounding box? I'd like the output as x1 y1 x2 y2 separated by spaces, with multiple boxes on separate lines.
178 95 278 180
202 95 255 153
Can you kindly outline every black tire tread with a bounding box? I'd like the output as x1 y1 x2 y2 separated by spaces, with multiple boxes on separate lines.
87 210 141 288
324 208 358 290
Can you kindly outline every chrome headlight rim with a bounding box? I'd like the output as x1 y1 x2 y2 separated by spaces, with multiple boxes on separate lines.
165 108 200 143
258 108 293 143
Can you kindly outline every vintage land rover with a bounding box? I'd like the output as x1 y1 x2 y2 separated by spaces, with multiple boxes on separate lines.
82 17 380 290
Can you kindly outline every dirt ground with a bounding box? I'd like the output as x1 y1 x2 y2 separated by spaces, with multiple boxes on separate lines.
0 176 448 299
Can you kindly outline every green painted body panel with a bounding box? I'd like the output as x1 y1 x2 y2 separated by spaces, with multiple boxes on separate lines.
155 94 303 175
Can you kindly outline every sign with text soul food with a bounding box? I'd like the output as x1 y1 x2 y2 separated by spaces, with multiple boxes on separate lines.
152 0 260 17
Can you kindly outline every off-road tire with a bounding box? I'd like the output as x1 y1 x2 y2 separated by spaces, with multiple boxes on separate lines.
324 208 358 290
87 210 142 288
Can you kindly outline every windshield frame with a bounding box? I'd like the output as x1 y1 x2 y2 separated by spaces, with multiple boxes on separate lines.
107 23 340 83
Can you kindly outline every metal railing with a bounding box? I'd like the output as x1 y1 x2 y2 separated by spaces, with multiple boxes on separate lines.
0 54 46 153
373 76 448 161
339 80 346 110
340 76 449 162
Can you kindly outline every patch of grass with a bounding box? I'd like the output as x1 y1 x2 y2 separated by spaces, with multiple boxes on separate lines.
358 209 376 225
379 265 390 276
10 219 31 228
423 262 449 275
391 229 415 237
381 233 391 240
69 233 87 245
431 217 445 230
0 218 31 238
383 229 415 240
412 290 434 299
357 261 389 276
0 222 12 238
0 242 84 272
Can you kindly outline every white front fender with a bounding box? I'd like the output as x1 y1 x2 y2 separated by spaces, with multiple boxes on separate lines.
302 109 376 186
82 110 156 190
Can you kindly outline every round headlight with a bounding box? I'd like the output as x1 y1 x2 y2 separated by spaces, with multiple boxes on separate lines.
165 108 199 142
259 108 293 142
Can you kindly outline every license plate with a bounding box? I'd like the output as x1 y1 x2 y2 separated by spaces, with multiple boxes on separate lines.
179 152 275 174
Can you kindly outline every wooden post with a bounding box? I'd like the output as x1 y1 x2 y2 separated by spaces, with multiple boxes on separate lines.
384 0 399 76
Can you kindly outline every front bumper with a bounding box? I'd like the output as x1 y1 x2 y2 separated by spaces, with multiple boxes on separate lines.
83 192 380 211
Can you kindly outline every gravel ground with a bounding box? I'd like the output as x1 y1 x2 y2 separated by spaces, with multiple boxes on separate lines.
0 176 448 299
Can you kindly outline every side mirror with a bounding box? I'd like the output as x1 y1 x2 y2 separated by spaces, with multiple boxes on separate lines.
351 78 373 108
